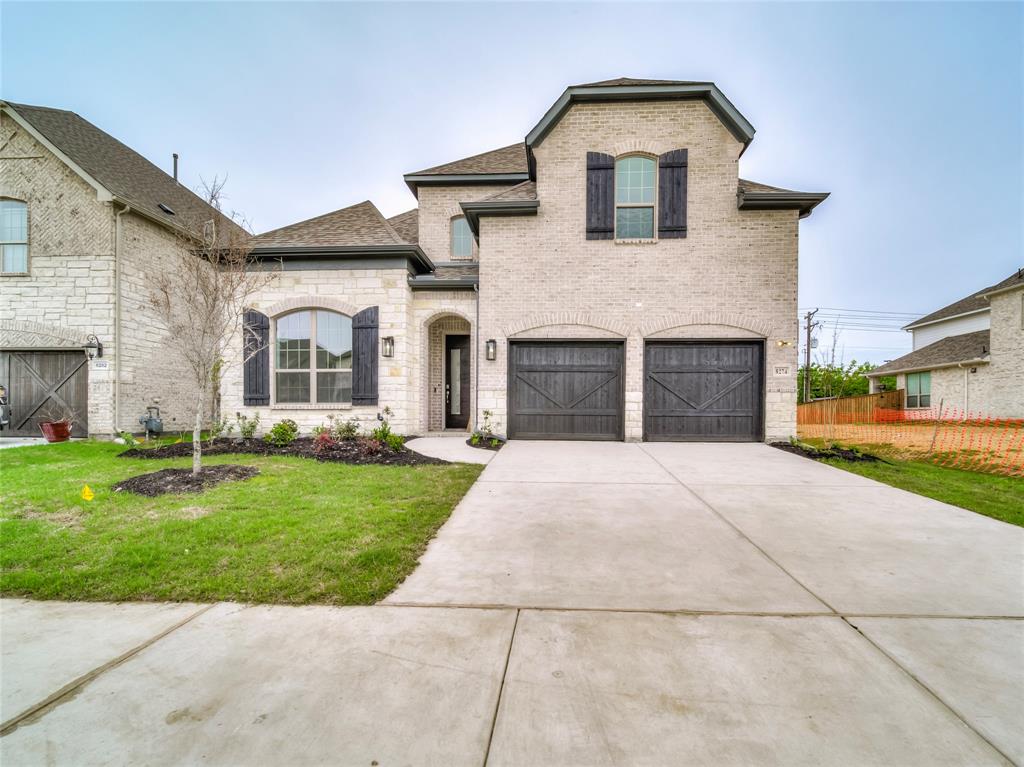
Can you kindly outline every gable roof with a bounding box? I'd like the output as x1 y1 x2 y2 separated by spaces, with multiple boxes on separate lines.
386 208 418 244
253 200 405 248
2 101 246 240
867 330 991 377
905 269 1024 329
408 143 528 176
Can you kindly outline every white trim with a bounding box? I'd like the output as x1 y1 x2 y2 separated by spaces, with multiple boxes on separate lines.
903 307 989 331
981 281 1024 299
865 358 990 377
2 103 114 202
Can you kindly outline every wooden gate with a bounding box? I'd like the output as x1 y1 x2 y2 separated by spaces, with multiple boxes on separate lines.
0 351 89 437
508 341 624 440
644 340 764 442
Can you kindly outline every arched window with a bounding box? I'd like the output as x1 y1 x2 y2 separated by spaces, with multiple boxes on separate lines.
615 156 656 239
1 199 28 274
450 216 473 259
275 310 352 404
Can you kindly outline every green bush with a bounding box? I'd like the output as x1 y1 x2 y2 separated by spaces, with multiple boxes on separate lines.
236 412 260 440
264 419 299 447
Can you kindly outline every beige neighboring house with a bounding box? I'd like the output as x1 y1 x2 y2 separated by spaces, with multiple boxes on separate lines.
225 78 828 443
0 101 242 438
866 269 1024 418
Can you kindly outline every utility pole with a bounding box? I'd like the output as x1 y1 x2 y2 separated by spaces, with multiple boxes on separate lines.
803 308 819 404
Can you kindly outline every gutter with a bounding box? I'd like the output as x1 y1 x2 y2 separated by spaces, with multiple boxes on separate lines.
114 202 130 433
902 307 989 332
403 173 529 198
408 276 479 290
250 244 434 274
738 191 830 219
865 357 989 378
460 199 539 238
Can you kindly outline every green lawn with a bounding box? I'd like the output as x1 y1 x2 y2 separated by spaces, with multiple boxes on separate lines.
0 441 482 604
822 457 1024 527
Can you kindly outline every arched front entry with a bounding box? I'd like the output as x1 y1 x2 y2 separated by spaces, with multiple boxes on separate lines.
425 314 472 432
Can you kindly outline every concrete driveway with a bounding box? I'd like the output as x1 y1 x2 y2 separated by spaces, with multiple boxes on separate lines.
3 442 1022 765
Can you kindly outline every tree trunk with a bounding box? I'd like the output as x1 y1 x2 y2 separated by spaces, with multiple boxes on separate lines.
192 383 206 476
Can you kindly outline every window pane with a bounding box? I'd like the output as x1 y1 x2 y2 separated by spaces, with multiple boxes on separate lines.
919 371 931 396
276 312 310 370
920 394 931 408
907 394 918 408
906 373 918 396
317 371 352 404
451 217 473 259
616 207 654 238
2 244 28 273
315 311 352 369
0 200 27 242
615 156 655 204
449 348 461 415
276 372 310 403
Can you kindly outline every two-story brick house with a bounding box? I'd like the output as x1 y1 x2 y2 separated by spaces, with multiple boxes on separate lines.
224 78 828 442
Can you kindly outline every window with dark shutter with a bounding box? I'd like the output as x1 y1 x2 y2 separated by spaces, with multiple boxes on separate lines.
242 309 270 406
658 149 688 239
351 306 379 405
586 152 615 240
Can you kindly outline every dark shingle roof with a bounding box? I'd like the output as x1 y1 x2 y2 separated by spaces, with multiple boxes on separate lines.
409 143 528 176
868 330 991 376
906 270 1024 328
571 77 709 88
5 101 246 239
738 179 802 194
477 181 538 202
387 208 418 244
432 263 479 280
253 201 404 248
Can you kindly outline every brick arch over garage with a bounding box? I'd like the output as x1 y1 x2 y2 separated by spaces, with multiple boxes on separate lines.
640 311 772 338
0 319 91 348
504 312 629 338
263 296 363 319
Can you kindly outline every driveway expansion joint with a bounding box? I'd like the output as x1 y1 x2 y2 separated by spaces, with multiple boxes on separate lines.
482 608 519 767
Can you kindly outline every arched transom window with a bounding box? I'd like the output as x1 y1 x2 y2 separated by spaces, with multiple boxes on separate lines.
1 199 28 274
615 156 656 239
450 216 473 259
275 310 352 403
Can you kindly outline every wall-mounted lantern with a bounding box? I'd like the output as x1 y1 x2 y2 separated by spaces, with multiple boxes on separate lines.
83 334 103 359
485 339 497 361
381 336 395 358
776 339 793 348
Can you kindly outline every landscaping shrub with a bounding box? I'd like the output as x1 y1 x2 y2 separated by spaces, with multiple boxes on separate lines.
236 412 260 440
264 419 299 447
313 432 338 454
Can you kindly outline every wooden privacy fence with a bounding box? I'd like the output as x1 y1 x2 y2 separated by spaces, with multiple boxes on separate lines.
797 390 903 425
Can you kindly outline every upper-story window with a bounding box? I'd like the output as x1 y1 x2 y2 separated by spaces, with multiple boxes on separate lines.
615 156 656 239
1 199 28 274
450 216 473 260
275 310 352 404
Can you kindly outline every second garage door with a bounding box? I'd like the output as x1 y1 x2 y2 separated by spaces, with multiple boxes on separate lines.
644 340 764 442
508 341 623 440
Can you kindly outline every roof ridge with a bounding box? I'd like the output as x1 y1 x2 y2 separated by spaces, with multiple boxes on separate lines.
367 202 405 244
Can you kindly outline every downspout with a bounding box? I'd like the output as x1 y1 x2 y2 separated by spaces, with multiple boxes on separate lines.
474 282 480 430
114 203 130 433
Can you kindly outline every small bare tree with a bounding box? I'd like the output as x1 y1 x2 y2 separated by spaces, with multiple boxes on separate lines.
150 178 275 475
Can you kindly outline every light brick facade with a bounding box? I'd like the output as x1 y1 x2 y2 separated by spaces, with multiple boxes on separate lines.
476 100 800 441
1 116 208 437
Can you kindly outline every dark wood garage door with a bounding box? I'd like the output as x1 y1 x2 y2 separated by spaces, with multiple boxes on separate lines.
0 351 89 437
644 341 763 442
508 341 624 440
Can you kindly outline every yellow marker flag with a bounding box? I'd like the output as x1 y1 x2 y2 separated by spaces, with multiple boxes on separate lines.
81 485 94 501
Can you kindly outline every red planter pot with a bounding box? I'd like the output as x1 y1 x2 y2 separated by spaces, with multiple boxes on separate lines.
40 421 72 443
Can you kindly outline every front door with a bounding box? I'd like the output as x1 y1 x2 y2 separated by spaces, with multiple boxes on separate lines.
445 335 470 429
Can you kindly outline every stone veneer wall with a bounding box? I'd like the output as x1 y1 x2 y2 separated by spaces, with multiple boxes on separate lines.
475 100 801 441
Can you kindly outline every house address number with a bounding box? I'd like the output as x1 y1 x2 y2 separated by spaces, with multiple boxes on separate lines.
774 365 791 376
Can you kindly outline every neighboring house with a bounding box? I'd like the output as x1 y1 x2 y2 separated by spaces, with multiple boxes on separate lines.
866 270 1024 418
0 101 241 437
223 78 828 442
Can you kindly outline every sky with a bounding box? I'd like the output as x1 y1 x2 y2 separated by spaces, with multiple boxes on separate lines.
2 1 1021 363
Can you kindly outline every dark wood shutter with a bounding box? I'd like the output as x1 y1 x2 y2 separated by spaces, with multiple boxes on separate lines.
242 309 270 406
658 149 688 239
586 152 615 240
352 306 379 406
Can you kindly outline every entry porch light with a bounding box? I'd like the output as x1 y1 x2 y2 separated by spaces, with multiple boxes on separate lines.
381 336 395 358
83 334 103 359
485 339 497 361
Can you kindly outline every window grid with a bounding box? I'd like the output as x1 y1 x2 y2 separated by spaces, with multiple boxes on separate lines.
1 199 28 274
451 216 473 260
614 156 656 239
274 310 353 405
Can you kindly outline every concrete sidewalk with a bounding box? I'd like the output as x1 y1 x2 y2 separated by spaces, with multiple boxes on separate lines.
2 442 1021 765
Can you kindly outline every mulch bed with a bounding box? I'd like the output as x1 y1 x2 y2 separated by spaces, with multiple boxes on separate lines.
466 436 505 452
770 441 883 464
113 465 260 497
119 437 447 466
